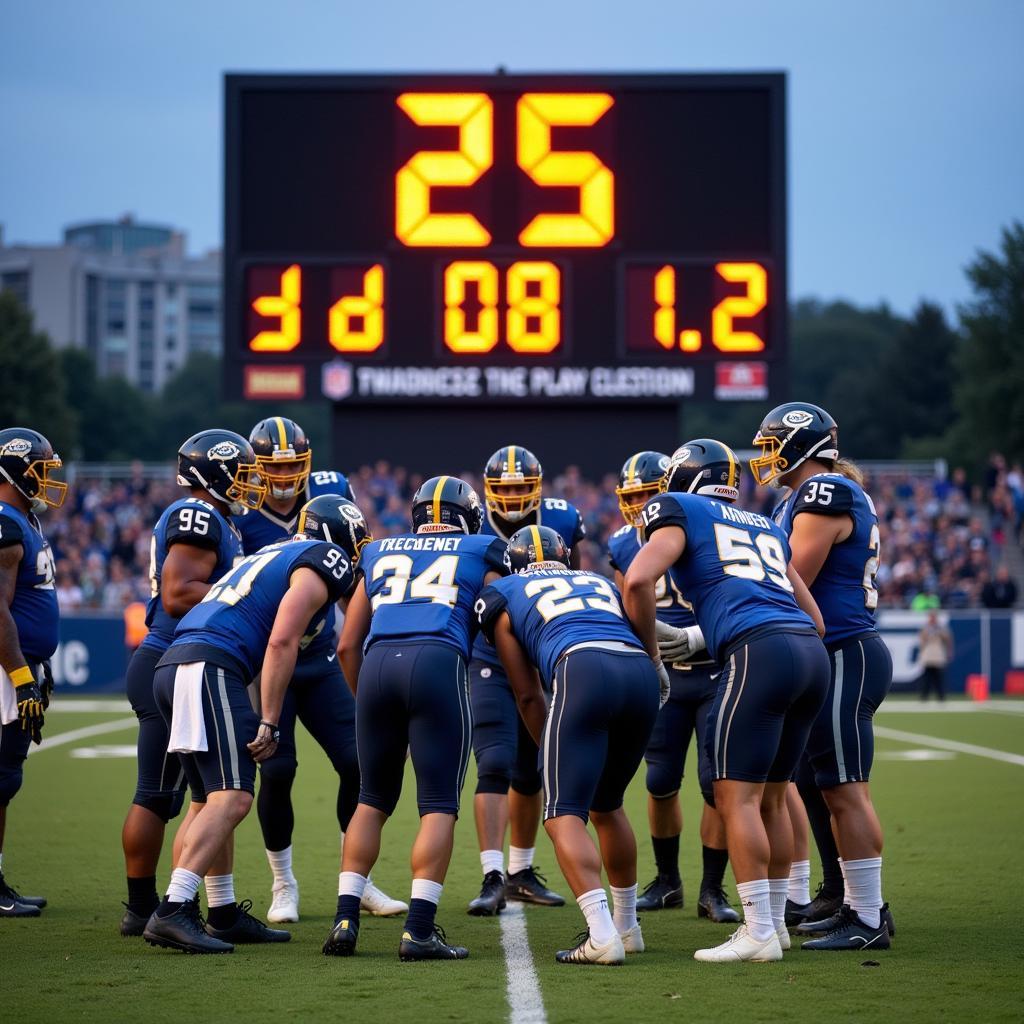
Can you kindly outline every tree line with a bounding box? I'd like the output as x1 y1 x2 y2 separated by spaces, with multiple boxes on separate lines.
2 222 1022 472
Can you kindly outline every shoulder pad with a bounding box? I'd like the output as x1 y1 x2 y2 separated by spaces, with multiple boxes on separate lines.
792 476 855 515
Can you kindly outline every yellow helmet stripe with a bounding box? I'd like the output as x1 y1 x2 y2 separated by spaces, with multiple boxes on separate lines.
508 444 516 474
627 452 641 483
274 416 288 452
726 445 737 489
432 475 449 523
530 524 544 561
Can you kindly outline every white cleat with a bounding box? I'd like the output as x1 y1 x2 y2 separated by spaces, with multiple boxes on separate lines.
619 924 645 954
267 881 299 923
777 923 791 950
361 880 408 917
556 931 626 966
694 924 783 963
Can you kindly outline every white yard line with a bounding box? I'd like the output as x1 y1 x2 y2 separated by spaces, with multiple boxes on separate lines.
27 718 137 755
500 903 547 1024
48 699 132 713
874 726 1024 767
877 700 1024 714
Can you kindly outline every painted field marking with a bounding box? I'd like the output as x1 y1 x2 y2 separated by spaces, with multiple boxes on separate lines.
27 718 137 755
874 726 1024 767
70 744 137 759
875 749 956 761
500 903 547 1024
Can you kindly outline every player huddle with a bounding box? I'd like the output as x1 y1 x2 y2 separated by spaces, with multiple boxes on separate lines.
0 402 893 966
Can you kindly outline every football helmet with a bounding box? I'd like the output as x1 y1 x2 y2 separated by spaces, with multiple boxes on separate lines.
0 428 67 513
616 451 670 527
249 416 312 500
663 439 741 503
483 445 542 522
506 525 570 572
750 402 839 486
296 494 372 564
411 476 483 535
177 429 266 514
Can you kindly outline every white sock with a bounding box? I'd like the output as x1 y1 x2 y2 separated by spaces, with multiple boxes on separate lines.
610 884 638 933
736 879 774 942
266 846 296 888
839 858 849 904
767 877 788 931
204 873 235 908
844 857 883 928
508 846 535 875
411 878 444 905
577 887 616 945
166 868 202 905
787 860 811 906
339 871 368 898
480 849 504 877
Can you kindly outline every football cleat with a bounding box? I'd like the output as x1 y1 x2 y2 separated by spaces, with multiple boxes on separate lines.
361 879 408 917
399 925 468 962
0 878 46 909
0 896 41 917
504 866 565 907
792 884 844 929
143 899 233 954
555 930 625 966
801 905 891 951
322 916 359 957
267 881 299 923
120 904 149 936
467 870 507 916
784 897 813 927
204 900 291 944
636 875 684 911
799 902 895 937
697 887 740 923
618 924 645 954
693 924 783 963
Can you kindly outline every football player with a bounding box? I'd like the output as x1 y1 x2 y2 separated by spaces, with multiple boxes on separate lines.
476 525 661 966
144 498 362 953
119 430 261 937
236 417 404 922
751 402 894 950
609 451 738 924
0 428 65 918
467 446 582 916
624 440 830 963
325 477 506 962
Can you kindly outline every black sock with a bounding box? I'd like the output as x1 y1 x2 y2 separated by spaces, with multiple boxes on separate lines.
207 903 239 929
651 834 681 884
156 897 184 917
336 894 361 926
126 875 159 916
404 898 437 941
700 845 729 892
797 779 843 898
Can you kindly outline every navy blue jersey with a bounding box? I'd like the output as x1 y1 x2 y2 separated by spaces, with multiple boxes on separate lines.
0 503 58 662
476 569 643 685
167 538 354 680
234 469 354 657
772 473 880 644
474 497 586 667
608 524 695 630
642 492 815 661
141 498 242 654
360 532 507 659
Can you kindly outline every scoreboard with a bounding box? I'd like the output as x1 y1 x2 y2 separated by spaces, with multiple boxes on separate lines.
223 73 786 470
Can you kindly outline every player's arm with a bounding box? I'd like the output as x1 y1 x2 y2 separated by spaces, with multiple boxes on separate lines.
623 527 685 664
248 567 331 761
788 512 848 586
338 580 372 695
493 614 546 746
787 562 825 638
0 542 44 738
161 543 219 617
568 508 586 570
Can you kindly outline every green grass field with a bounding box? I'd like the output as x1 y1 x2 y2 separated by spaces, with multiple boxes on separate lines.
3 700 1022 1023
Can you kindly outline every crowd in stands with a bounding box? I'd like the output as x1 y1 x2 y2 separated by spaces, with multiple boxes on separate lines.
48 456 1023 614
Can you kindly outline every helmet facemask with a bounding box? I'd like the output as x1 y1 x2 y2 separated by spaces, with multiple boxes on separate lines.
484 474 542 522
24 457 68 512
257 450 312 501
616 480 662 527
749 432 788 487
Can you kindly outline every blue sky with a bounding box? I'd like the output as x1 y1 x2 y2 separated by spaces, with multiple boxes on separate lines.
2 0 1020 313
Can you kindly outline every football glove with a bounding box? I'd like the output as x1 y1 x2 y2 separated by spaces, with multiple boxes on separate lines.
655 620 707 663
655 660 671 709
13 670 45 744
247 720 280 762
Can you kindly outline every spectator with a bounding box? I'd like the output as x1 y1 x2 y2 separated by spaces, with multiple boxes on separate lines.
918 611 954 701
981 566 1018 609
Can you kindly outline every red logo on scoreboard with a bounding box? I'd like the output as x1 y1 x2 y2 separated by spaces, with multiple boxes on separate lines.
714 361 768 400
243 364 305 400
322 360 354 401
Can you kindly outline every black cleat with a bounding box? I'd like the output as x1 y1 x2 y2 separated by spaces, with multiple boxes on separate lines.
505 866 565 907
785 898 813 927
322 916 359 957
399 924 468 961
794 884 843 929
144 899 233 954
0 896 41 917
467 870 506 916
120 903 151 936
0 877 46 909
802 905 891 951
697 886 740 923
204 899 290 944
636 874 683 911
799 902 895 937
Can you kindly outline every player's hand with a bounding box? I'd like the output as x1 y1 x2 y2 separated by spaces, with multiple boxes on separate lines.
247 720 280 762
654 660 671 709
656 621 706 662
40 661 55 709
15 680 45 744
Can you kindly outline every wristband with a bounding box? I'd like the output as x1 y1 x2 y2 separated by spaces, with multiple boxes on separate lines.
10 665 34 686
259 720 280 739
